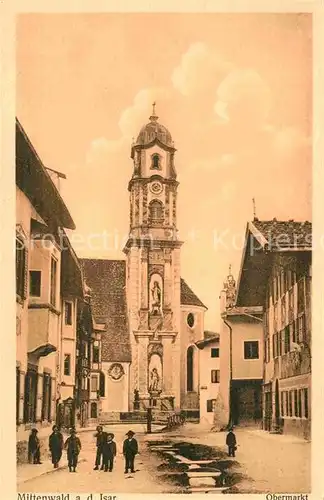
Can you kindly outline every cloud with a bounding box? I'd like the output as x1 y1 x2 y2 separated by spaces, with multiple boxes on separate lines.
172 42 231 97
118 87 171 140
86 137 126 165
215 68 271 127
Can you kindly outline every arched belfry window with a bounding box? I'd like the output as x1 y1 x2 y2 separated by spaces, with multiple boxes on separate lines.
187 346 194 392
149 199 164 221
151 154 161 170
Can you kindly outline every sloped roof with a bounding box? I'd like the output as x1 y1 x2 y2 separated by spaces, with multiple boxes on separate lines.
80 259 131 363
250 219 312 250
180 278 207 309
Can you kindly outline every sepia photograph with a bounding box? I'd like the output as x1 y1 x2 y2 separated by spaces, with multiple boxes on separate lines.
13 10 312 496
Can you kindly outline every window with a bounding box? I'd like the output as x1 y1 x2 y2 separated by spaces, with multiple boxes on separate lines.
91 375 98 392
284 326 290 354
16 238 27 298
64 301 73 325
186 346 194 391
99 372 105 397
288 391 293 417
297 315 306 343
29 270 41 297
23 368 38 423
280 392 284 417
211 370 220 383
285 391 289 416
244 341 259 359
93 346 100 364
206 399 216 413
42 373 52 421
294 389 298 417
151 154 161 170
64 354 71 376
149 200 163 220
303 388 309 418
298 389 302 418
187 313 195 328
211 348 219 358
272 334 276 359
297 278 305 313
50 257 57 307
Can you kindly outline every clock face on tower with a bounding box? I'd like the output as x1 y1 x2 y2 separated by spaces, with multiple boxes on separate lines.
150 181 163 195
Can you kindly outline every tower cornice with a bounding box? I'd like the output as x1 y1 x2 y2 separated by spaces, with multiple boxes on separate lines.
131 137 176 158
128 175 179 192
123 237 183 254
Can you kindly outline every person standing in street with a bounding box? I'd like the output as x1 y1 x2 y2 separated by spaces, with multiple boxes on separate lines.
226 427 237 457
64 428 81 472
49 425 64 468
123 430 138 474
28 428 42 464
93 425 107 470
103 433 117 472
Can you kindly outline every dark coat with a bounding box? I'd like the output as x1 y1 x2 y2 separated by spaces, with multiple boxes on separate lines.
95 431 108 449
226 431 236 447
123 438 138 456
28 434 40 453
64 436 81 455
49 432 64 452
104 440 117 457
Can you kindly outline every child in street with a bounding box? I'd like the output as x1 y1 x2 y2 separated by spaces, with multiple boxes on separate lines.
103 433 117 472
28 428 41 464
64 428 81 472
226 427 237 457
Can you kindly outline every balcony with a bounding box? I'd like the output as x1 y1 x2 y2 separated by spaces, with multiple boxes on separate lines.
28 304 60 357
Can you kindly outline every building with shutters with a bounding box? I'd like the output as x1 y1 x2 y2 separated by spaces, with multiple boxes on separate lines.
16 119 83 461
196 332 220 425
235 218 312 439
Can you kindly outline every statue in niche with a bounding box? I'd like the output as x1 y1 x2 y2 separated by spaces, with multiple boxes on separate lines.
151 280 162 315
149 368 160 393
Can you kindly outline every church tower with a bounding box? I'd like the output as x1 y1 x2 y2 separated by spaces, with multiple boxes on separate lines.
123 105 183 408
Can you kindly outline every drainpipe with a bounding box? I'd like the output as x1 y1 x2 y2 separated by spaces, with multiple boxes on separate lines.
223 318 233 429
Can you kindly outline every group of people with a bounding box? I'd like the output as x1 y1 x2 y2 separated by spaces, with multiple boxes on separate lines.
28 426 81 472
94 426 138 474
27 425 139 474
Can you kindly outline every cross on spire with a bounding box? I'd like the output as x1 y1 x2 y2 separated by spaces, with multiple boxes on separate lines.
229 264 232 276
152 101 156 115
150 101 158 122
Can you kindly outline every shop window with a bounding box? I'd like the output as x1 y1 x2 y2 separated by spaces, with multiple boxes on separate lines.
23 368 38 423
16 367 20 425
294 389 298 417
304 388 309 418
29 270 41 297
244 341 259 359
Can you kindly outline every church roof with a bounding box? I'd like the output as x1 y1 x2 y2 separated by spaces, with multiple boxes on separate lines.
180 278 207 309
79 258 131 363
136 113 173 148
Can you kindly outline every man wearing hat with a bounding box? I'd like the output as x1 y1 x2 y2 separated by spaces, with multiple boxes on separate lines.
93 425 108 470
103 433 117 472
123 430 138 474
28 428 41 464
64 427 82 472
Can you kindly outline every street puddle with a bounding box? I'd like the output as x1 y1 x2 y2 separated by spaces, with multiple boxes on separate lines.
147 440 243 494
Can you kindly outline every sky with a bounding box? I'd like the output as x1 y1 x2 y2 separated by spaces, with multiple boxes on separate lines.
16 13 312 330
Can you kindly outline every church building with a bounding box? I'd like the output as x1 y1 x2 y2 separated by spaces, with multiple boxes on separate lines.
81 107 207 419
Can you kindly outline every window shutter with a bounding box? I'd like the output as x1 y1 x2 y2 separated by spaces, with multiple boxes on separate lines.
23 247 29 299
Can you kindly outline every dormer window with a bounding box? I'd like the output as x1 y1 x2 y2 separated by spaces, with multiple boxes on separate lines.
151 154 161 170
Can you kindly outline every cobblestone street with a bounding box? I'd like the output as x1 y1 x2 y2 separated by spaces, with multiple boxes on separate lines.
17 423 311 494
